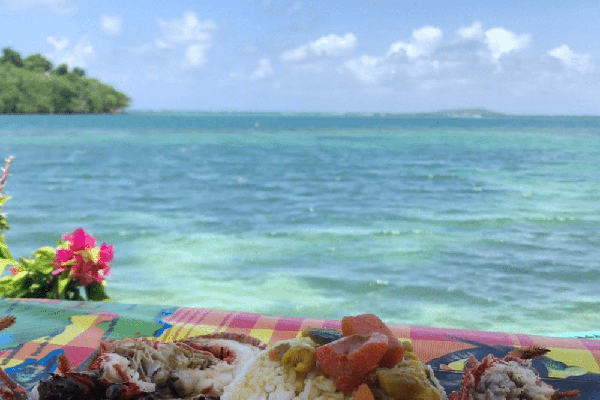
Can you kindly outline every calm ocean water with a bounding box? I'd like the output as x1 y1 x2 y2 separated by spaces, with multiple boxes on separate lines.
1 112 599 334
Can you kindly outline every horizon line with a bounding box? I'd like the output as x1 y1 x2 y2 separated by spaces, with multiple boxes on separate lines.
122 109 600 118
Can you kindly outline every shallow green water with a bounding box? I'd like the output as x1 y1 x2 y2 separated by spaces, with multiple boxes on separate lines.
1 113 599 334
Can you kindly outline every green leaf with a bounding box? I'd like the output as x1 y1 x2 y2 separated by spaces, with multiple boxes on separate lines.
37 263 54 275
0 235 15 264
11 270 27 281
32 247 56 274
0 271 28 298
0 275 14 286
0 276 16 296
85 282 110 301
19 257 34 270
0 196 9 207
57 275 71 298
0 217 9 232
64 280 84 301
35 246 56 259
0 258 16 276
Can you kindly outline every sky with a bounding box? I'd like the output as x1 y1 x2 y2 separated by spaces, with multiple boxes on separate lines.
1 0 599 115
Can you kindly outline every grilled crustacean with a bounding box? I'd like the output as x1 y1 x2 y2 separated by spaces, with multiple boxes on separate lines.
448 346 580 400
0 316 29 400
0 316 265 400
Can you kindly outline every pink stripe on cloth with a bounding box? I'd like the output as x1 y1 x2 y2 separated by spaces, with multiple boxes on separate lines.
228 312 261 329
409 325 516 346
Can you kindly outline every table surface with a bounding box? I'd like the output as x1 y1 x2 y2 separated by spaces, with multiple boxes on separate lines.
1 298 599 398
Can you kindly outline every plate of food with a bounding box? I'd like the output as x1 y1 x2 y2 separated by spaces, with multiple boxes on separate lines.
0 311 591 400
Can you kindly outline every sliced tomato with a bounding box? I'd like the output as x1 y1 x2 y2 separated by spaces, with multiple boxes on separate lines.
341 313 405 368
315 331 388 392
353 383 375 400
334 374 366 394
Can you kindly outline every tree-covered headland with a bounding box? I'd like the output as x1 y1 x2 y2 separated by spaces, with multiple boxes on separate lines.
0 47 130 114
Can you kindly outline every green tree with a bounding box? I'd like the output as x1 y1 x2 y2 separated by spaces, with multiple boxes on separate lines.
50 78 77 113
23 53 53 73
0 66 22 113
54 63 68 75
0 47 23 68
0 46 130 114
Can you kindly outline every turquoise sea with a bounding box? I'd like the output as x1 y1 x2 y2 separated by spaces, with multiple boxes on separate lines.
1 112 600 335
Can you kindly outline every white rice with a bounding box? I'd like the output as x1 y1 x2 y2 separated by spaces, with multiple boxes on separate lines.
222 338 351 400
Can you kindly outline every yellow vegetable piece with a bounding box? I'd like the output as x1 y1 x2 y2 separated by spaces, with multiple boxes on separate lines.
375 364 443 400
281 345 317 374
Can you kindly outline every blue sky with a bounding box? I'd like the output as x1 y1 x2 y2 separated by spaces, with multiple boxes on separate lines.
1 0 598 114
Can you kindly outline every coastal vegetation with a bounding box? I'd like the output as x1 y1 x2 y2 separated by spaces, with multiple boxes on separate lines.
0 47 130 114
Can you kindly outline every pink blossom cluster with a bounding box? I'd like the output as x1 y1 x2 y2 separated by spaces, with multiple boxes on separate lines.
52 228 114 286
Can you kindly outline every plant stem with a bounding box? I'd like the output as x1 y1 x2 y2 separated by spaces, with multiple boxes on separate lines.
0 156 14 196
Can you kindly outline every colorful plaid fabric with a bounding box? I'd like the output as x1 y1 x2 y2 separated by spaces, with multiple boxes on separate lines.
0 298 599 397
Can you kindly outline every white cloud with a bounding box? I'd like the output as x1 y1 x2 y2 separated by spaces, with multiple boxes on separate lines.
65 40 94 68
183 44 209 68
453 21 532 65
230 58 274 81
311 33 357 57
47 36 69 52
157 12 217 45
281 33 356 63
419 77 474 91
250 58 274 80
548 44 594 73
46 36 95 68
154 40 170 49
456 21 484 41
485 27 530 60
155 11 217 68
343 25 445 85
281 46 310 63
3 0 75 13
342 22 533 89
387 26 443 59
344 55 394 84
101 15 122 36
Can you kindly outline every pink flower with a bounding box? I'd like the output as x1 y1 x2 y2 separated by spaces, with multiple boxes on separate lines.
52 228 114 286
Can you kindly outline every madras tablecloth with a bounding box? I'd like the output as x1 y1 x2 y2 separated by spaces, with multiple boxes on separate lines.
1 298 599 398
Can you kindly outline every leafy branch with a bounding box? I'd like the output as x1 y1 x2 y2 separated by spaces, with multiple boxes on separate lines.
0 156 112 301
0 155 12 197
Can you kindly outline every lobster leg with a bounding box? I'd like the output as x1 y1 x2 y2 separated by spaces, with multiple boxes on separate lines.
0 367 29 400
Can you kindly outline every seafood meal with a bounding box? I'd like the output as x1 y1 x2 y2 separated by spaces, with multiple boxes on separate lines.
448 347 580 400
0 314 580 400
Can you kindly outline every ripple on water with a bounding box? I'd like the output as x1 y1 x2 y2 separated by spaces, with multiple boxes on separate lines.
3 116 600 333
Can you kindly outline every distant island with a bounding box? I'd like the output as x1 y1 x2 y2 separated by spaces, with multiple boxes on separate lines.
313 109 508 118
0 47 130 114
412 108 507 118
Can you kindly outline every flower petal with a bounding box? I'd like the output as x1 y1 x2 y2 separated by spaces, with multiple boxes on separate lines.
72 228 96 250
99 243 114 262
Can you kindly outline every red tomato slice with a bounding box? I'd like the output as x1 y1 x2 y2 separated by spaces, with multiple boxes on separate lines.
315 331 388 392
335 374 367 394
353 383 375 400
341 313 405 367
